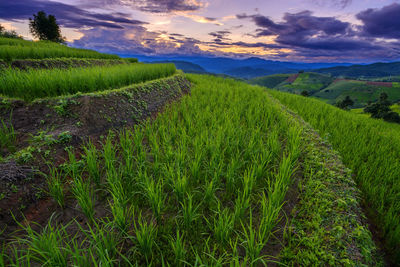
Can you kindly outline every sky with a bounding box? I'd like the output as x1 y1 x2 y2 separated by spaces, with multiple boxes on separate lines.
1 0 400 62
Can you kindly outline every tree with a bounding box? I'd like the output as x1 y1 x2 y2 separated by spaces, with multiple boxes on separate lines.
0 24 21 39
300 90 309 97
336 96 354 110
364 92 400 123
29 11 65 43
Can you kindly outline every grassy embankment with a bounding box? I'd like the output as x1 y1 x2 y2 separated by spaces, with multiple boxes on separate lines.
269 90 400 262
315 80 400 107
0 37 119 60
0 63 176 101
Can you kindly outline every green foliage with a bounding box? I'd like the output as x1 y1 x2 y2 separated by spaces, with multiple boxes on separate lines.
270 89 400 262
0 118 16 152
0 24 21 39
300 90 309 97
364 92 400 123
0 63 176 101
29 11 65 43
0 37 119 60
336 95 354 109
46 167 65 208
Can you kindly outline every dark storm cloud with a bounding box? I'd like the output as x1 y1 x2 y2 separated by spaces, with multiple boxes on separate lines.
356 3 400 39
89 0 205 13
237 11 367 51
208 30 231 41
0 0 146 29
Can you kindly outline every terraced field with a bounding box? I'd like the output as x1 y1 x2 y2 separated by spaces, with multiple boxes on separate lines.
0 37 394 265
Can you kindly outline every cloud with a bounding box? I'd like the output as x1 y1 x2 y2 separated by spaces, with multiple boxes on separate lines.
310 0 352 9
71 26 207 56
133 0 205 13
0 0 146 29
209 30 231 41
238 11 361 51
357 3 400 39
83 0 206 13
235 9 400 61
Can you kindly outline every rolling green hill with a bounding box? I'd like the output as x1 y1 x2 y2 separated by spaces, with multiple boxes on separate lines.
314 61 400 78
314 80 400 107
248 74 291 88
250 72 333 94
251 72 400 107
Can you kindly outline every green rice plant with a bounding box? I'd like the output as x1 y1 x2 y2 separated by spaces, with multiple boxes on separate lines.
169 169 189 203
45 167 65 208
143 178 165 222
66 148 81 180
233 190 250 224
133 213 158 262
210 204 235 247
180 194 200 229
203 180 218 209
71 175 95 222
13 216 70 266
83 141 101 185
0 63 176 101
103 132 116 174
0 118 16 152
79 221 119 266
239 211 266 266
170 230 186 266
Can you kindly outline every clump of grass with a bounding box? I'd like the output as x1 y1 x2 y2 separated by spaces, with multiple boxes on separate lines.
0 63 176 101
0 118 16 152
71 175 95 222
83 141 101 185
170 230 186 266
133 213 158 263
46 167 65 208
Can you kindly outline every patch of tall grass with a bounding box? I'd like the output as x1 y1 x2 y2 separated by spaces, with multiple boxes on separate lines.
0 63 176 101
0 37 119 60
270 89 400 261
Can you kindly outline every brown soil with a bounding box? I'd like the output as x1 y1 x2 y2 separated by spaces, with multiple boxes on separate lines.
285 73 299 83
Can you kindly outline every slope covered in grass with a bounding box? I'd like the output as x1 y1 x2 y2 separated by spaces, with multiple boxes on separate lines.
270 90 400 263
3 75 379 266
249 74 291 88
267 72 333 94
0 37 119 60
315 80 400 107
0 63 176 101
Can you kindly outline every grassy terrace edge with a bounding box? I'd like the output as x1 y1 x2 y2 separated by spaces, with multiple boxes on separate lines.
0 63 177 101
0 73 191 161
269 89 400 263
271 97 382 265
0 37 120 60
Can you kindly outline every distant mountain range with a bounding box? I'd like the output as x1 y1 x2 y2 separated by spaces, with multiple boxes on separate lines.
121 54 353 78
121 54 400 80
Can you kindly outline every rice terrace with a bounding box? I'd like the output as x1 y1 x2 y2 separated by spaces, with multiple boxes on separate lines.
1 1 400 266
